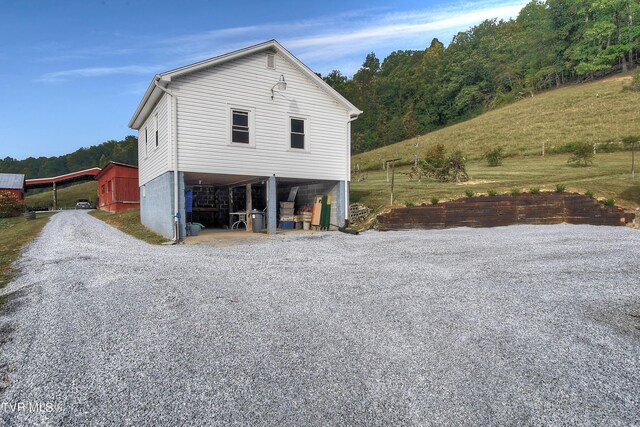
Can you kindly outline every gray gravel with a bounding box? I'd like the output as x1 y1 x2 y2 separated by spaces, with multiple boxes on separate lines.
0 210 639 426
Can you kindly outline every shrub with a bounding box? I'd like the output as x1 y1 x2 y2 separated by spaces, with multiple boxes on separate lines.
421 144 446 175
420 145 468 183
585 190 594 199
555 184 566 193
464 189 475 198
626 68 640 92
567 141 594 166
405 201 415 208
430 196 440 205
550 142 576 154
530 187 540 194
484 146 504 167
487 189 498 196
510 188 521 195
0 191 24 218
602 197 616 206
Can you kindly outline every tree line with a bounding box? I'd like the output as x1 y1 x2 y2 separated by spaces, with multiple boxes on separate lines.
2 1 638 175
322 0 640 153
0 136 137 179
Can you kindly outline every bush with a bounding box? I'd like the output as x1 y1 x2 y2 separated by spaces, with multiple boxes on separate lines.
484 146 504 167
596 141 622 153
602 197 616 206
555 184 566 193
626 68 640 92
550 142 576 154
567 141 594 166
430 196 440 205
0 191 24 218
487 189 498 196
464 189 475 198
405 201 415 208
585 190 594 199
530 187 540 194
510 188 521 195
420 145 468 183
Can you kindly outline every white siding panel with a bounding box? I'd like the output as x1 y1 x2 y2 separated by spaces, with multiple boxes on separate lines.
138 93 171 185
172 52 350 181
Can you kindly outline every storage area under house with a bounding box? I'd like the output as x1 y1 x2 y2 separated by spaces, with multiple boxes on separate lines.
183 172 343 234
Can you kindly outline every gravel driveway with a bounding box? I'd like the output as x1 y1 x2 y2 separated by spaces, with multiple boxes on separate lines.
0 210 639 426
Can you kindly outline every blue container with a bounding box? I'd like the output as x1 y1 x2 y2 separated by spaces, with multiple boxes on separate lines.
279 221 295 230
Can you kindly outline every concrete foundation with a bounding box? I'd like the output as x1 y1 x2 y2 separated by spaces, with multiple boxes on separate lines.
140 171 186 239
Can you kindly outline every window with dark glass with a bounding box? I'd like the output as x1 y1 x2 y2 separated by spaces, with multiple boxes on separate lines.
232 110 250 144
290 118 305 149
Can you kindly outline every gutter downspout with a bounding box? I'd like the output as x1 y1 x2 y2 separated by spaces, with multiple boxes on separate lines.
154 77 180 244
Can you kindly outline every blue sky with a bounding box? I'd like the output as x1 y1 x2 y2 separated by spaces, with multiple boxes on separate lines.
0 0 527 160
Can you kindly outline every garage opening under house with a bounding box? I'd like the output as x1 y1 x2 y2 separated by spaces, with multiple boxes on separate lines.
129 40 361 240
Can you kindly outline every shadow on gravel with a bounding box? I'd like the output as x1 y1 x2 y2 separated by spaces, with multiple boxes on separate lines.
588 302 640 337
0 288 29 393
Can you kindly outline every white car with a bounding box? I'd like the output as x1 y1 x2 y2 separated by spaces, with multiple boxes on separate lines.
75 200 92 209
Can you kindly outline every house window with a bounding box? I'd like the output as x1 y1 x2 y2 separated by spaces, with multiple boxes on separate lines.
144 127 148 157
101 184 105 194
155 113 159 147
231 110 250 144
290 117 306 150
266 53 276 69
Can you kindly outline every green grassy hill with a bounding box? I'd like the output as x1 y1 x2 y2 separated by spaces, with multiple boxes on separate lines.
26 181 97 210
351 73 640 212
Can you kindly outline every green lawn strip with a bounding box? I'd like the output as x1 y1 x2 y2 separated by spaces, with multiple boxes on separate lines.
0 213 55 289
89 209 168 245
351 152 639 213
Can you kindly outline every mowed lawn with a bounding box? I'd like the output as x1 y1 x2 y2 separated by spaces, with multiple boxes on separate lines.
351 151 639 212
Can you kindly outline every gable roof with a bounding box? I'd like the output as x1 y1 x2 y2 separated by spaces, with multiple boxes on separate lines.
94 162 138 181
0 173 25 190
129 39 362 129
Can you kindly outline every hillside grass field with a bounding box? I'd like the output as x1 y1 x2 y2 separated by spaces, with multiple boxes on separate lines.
26 181 97 210
351 73 640 212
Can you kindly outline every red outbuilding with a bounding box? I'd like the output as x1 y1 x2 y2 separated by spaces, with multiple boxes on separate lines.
0 173 25 200
95 162 140 212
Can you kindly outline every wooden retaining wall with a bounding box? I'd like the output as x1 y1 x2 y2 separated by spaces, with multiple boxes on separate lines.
377 193 635 231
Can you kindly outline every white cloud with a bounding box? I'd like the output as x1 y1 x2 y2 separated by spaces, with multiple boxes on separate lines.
36 0 527 82
37 65 164 83
159 0 527 75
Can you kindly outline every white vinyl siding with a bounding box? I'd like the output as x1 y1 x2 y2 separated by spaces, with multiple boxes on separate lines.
138 93 171 185
171 51 350 181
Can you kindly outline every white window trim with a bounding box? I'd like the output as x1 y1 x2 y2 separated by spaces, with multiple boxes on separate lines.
288 115 310 152
228 105 256 148
143 127 148 158
266 53 276 70
154 112 159 149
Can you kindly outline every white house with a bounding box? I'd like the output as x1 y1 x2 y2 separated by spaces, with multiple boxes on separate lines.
129 40 361 240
